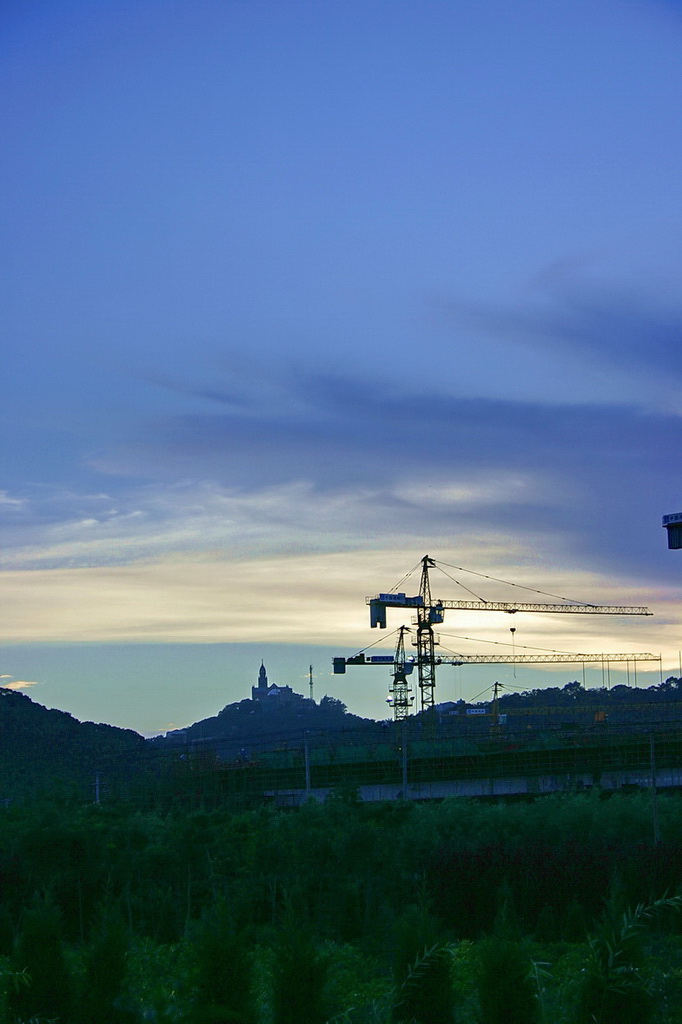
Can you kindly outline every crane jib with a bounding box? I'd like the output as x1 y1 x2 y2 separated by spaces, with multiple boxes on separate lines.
334 652 659 673
367 595 651 627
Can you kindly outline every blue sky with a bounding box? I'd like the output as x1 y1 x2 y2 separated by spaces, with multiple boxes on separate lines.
2 0 682 735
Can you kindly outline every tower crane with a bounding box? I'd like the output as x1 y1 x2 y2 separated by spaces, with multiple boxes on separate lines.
334 636 660 720
340 555 653 715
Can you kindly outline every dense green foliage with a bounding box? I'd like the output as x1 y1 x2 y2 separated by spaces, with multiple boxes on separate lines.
1 790 682 1021
0 688 151 802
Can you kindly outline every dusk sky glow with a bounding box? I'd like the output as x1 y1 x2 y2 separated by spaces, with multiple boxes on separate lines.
2 0 682 735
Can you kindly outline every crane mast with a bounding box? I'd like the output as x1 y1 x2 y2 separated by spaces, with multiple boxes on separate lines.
416 556 439 712
388 626 415 720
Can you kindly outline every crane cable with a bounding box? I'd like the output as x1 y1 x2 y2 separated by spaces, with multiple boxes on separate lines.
437 631 586 656
432 563 489 602
435 558 595 606
348 627 406 658
468 681 502 705
386 560 422 595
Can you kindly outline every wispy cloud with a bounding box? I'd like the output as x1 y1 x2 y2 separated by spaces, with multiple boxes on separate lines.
441 277 682 391
0 491 26 511
1 547 675 659
2 353 680 662
80 367 682 582
1 673 40 691
2 357 680 587
96 370 680 488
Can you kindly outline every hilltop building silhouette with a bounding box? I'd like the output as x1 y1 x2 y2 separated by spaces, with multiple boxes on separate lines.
251 661 294 703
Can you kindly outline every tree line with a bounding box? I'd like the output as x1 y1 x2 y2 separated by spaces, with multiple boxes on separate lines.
2 788 682 1022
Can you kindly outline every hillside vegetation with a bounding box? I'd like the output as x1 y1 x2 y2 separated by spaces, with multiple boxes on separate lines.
0 688 150 802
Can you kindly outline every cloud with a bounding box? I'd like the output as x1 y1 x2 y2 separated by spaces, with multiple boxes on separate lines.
0 673 40 691
1 357 679 590
95 371 679 489
80 366 682 582
4 476 564 604
0 491 26 511
3 352 680 606
2 348 679 673
442 278 682 387
1 547 677 664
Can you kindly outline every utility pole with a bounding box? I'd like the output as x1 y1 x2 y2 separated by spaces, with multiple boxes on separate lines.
491 681 503 733
400 721 409 799
304 734 311 799
309 664 314 702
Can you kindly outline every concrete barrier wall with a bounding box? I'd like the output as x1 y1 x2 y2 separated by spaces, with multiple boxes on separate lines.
266 765 682 806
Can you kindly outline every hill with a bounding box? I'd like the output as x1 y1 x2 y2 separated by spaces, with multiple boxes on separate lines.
7 675 682 804
158 690 387 759
0 686 150 801
0 685 385 801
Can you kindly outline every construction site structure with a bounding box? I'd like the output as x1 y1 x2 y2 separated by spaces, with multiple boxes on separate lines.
334 639 660 720
335 554 654 718
387 626 415 719
663 512 682 549
334 649 661 670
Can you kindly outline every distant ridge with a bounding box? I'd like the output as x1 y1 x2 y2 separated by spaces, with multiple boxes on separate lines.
0 686 384 800
159 691 383 756
0 687 149 801
7 675 681 802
